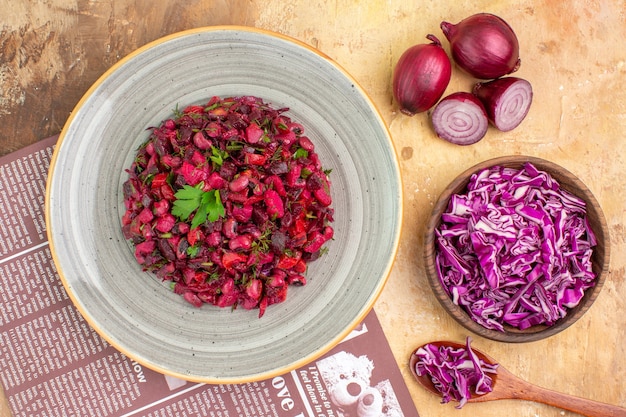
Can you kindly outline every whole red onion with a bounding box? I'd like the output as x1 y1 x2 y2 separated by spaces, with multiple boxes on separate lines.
441 13 521 80
392 34 452 116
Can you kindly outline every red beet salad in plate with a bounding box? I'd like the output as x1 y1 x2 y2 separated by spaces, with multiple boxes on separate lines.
121 95 335 317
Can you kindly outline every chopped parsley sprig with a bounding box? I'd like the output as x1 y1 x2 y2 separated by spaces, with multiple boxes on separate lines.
171 182 225 229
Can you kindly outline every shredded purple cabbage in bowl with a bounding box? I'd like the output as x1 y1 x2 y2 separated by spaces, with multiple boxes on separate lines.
425 157 609 342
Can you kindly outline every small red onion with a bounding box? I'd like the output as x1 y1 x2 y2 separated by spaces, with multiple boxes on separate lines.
393 34 452 116
473 77 533 131
430 92 488 146
441 13 521 80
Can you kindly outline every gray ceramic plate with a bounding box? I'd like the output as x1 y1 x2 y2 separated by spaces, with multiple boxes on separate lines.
46 26 402 383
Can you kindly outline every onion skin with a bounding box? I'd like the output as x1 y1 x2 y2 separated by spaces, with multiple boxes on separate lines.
393 34 452 116
430 92 489 146
441 13 521 80
473 77 533 131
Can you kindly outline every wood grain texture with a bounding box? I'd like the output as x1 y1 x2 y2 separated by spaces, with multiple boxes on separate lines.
0 0 258 156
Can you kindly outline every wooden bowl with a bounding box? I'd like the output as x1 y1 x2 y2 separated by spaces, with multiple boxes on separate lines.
424 156 610 343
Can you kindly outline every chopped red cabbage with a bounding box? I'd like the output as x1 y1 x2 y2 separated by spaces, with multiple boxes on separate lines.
435 163 597 331
414 337 498 408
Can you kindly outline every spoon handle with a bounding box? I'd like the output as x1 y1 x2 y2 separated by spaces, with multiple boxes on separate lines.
508 376 626 417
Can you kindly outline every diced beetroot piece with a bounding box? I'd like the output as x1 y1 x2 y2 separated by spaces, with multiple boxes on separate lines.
222 218 237 239
222 128 238 140
122 210 133 228
265 285 288 308
303 231 328 253
232 204 253 222
229 234 252 251
229 175 249 192
157 239 177 261
286 164 306 188
222 252 248 269
160 184 176 201
183 291 203 308
245 194 264 206
298 136 315 151
164 119 176 130
275 131 296 146
155 213 176 232
197 291 217 305
313 187 332 207
187 228 204 246
145 141 156 156
267 273 285 288
246 279 263 300
227 190 248 204
178 161 205 186
273 116 290 133
161 153 182 169
265 175 286 197
286 164 301 187
254 251 274 266
192 131 213 150
150 173 169 189
264 189 284 219
207 171 227 190
291 231 307 247
216 293 238 308
137 207 154 224
209 250 223 267
153 199 170 216
182 267 197 285
221 278 236 295
134 240 156 264
205 121 222 138
245 122 264 144
144 153 159 175
176 238 189 259
244 152 267 166
277 252 301 269
206 231 222 247
288 122 304 134
292 259 307 273
287 274 306 286
191 150 207 165
268 161 289 175
142 225 155 241
184 105 204 115
248 177 263 196
238 296 259 311
156 262 176 279
173 222 190 235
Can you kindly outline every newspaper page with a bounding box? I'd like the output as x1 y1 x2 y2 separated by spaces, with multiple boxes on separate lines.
0 136 419 417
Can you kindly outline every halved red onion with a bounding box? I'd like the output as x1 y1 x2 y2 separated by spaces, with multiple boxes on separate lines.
430 92 489 146
473 77 533 132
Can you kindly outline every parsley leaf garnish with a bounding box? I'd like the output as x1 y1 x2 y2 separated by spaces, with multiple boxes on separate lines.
171 183 225 229
293 147 309 159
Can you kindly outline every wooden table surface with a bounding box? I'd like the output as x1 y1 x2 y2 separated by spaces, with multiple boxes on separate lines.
1 1 625 416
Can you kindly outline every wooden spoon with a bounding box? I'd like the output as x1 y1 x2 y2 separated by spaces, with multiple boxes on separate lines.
409 341 626 417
